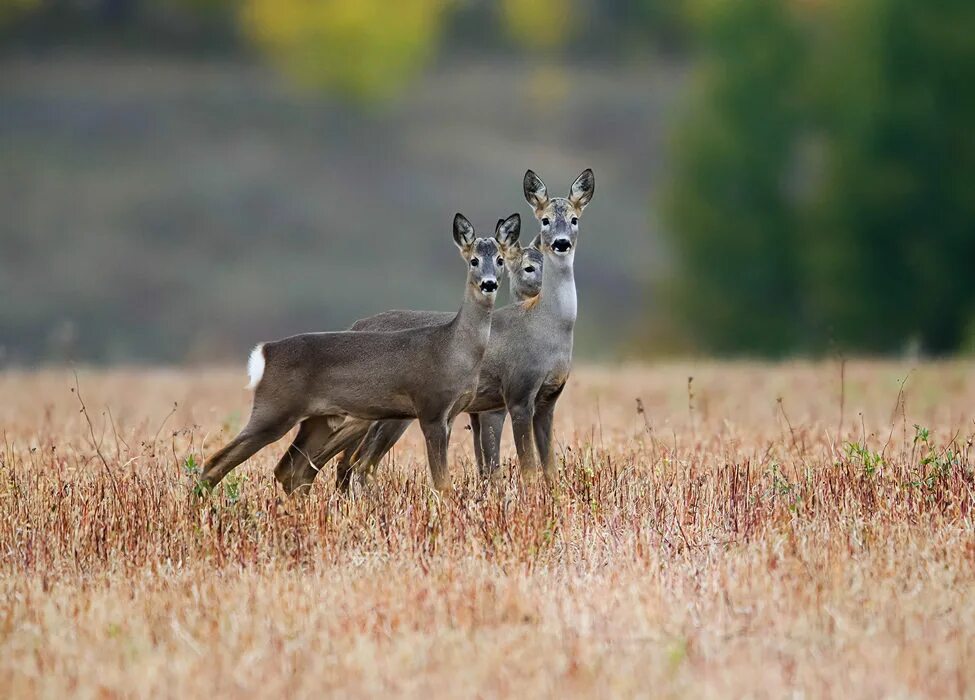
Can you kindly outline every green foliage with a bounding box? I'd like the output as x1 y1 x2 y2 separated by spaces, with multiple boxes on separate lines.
183 452 246 502
500 0 574 51
222 472 244 504
843 441 884 477
241 0 450 102
0 0 38 25
912 424 930 446
907 424 958 488
769 461 792 496
183 454 207 498
664 0 975 355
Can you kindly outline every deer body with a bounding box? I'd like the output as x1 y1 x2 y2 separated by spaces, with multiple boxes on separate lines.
281 170 594 492
255 312 488 421
202 214 520 492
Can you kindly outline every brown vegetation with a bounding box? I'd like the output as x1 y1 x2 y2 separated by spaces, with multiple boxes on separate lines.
1 362 974 697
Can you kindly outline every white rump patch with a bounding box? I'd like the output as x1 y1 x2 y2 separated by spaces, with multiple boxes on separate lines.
246 344 265 390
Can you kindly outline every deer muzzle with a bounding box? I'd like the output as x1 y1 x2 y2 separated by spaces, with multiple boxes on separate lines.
552 238 572 253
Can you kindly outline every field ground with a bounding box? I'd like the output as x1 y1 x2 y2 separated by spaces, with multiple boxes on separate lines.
1 362 974 697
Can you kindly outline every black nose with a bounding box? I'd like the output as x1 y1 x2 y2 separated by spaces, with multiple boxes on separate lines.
552 238 572 253
480 279 498 293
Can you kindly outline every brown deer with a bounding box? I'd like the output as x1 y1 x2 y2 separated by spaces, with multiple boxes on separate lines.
201 213 521 492
274 170 594 493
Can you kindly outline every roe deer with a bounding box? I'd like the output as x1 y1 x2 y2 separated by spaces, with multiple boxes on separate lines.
281 169 594 492
470 238 544 475
201 212 521 492
337 234 547 489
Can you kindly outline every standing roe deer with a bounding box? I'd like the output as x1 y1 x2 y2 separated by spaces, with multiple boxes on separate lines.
339 233 547 488
201 213 521 492
470 238 544 475
277 169 594 493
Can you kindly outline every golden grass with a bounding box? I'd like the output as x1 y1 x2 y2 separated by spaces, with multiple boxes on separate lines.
1 362 974 697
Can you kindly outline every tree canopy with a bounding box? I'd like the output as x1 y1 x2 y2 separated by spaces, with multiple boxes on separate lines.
664 0 975 355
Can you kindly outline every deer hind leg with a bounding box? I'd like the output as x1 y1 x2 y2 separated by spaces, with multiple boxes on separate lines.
279 416 371 494
335 448 356 493
271 415 368 495
337 419 412 492
476 409 507 479
201 413 295 489
274 416 339 495
470 414 484 474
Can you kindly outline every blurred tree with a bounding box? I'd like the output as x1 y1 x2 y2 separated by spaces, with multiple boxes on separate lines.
0 0 38 25
663 0 806 355
241 0 449 102
500 0 573 51
805 0 975 353
623 0 691 53
664 0 975 355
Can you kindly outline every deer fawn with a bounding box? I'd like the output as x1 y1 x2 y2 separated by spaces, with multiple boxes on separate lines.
201 213 521 492
281 169 594 492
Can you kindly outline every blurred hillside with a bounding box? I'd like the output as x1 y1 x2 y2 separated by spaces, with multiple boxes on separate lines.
0 0 683 364
0 54 679 363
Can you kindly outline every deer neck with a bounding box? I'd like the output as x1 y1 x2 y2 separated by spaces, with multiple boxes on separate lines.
451 281 494 351
538 251 577 325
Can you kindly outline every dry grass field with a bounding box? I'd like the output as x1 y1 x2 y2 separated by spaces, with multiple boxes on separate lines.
1 362 974 698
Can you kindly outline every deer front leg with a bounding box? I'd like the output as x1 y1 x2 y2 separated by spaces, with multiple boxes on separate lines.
476 409 507 478
419 417 452 492
508 403 539 476
532 403 558 483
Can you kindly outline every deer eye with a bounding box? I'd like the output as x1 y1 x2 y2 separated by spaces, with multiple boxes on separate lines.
571 216 578 226
470 258 478 267
496 257 504 267
541 217 550 226
524 266 535 273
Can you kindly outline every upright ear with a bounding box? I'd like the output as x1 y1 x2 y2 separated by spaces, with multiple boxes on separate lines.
453 213 476 252
529 233 542 251
495 213 521 250
523 170 549 211
502 239 524 265
568 168 595 210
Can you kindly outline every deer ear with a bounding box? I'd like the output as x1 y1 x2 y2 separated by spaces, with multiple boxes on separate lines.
529 234 542 251
523 170 548 210
568 169 594 209
452 213 475 251
495 213 521 250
